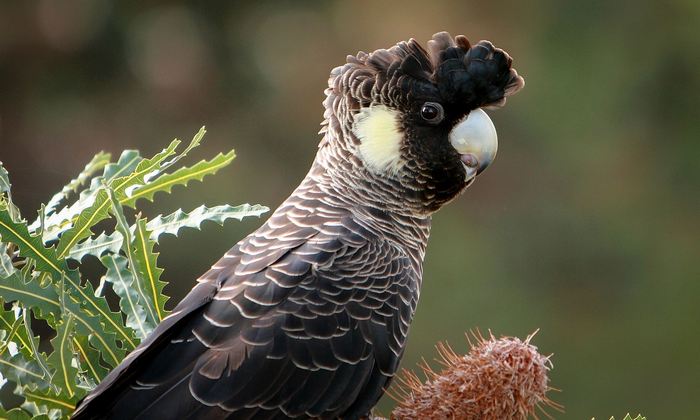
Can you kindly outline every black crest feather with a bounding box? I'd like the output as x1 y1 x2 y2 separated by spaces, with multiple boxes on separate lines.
336 31 524 110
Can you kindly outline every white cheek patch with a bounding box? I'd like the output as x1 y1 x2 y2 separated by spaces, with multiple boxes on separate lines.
352 105 404 175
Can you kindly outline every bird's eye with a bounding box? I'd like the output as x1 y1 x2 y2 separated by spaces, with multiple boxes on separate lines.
420 102 444 123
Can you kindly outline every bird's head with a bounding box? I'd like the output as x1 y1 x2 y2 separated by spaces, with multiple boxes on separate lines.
318 32 524 215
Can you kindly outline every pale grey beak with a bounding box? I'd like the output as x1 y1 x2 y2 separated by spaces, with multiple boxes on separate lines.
448 108 498 181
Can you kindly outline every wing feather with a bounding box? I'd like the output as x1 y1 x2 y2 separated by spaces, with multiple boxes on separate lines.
73 208 419 420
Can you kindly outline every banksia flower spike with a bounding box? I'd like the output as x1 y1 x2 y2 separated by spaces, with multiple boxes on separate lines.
389 330 562 420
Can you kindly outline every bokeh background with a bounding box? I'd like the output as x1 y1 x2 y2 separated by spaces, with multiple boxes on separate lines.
1 1 698 418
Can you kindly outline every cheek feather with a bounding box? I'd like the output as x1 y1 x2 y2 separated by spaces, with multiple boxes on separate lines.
352 105 405 175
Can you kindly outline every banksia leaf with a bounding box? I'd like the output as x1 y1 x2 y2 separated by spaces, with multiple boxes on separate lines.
54 140 180 258
157 126 207 174
0 204 66 283
0 272 61 322
68 275 137 354
106 189 161 329
0 129 266 414
0 407 32 419
38 150 142 239
54 189 112 260
21 387 77 418
146 203 268 242
67 232 123 262
47 315 78 398
0 208 133 364
0 252 131 368
41 129 221 246
71 335 108 386
111 139 181 194
44 152 111 218
0 271 128 369
58 266 137 358
0 242 18 280
0 162 11 195
0 352 48 390
132 219 168 322
100 254 151 340
0 163 19 223
101 150 142 182
121 150 235 207
390 331 560 420
66 203 268 261
0 308 36 360
61 295 126 368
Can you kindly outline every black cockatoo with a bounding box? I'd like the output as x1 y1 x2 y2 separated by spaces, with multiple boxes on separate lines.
72 31 524 419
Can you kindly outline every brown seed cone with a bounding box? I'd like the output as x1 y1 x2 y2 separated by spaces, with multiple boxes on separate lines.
387 330 562 420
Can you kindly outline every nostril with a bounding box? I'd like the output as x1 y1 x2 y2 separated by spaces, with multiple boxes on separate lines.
460 154 479 168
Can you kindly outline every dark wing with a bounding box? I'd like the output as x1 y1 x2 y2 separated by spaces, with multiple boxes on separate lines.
72 204 418 420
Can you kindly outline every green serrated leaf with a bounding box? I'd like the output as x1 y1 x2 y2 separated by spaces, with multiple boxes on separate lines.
0 309 24 355
21 387 76 419
42 129 217 253
65 203 268 261
47 315 77 398
37 150 142 239
20 311 53 389
157 126 206 175
0 270 130 369
147 203 268 242
54 190 112 261
66 231 123 262
132 219 168 322
0 242 17 279
71 335 107 388
0 308 35 359
100 254 152 340
0 352 48 389
0 206 65 281
67 202 267 261
0 272 61 321
0 166 21 224
0 407 32 420
123 150 235 207
1 129 267 415
102 150 142 181
0 204 137 356
60 269 136 358
0 163 11 195
61 295 125 368
0 272 126 369
44 152 111 218
55 140 181 258
105 188 160 329
114 139 181 191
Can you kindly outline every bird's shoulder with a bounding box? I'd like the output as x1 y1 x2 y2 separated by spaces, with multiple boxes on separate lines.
197 195 418 300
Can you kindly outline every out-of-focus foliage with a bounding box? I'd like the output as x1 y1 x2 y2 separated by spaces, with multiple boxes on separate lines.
0 130 267 418
0 1 697 418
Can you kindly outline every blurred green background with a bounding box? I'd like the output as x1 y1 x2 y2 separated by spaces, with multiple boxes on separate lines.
1 1 698 418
